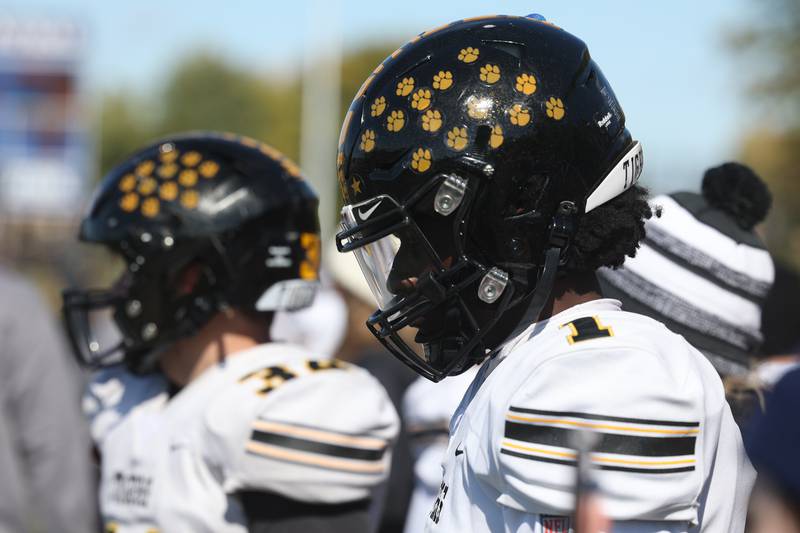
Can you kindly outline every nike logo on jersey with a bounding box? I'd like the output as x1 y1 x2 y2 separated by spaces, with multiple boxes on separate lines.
455 446 464 456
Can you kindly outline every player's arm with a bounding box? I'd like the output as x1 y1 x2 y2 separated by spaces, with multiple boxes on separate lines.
208 360 400 532
485 345 708 529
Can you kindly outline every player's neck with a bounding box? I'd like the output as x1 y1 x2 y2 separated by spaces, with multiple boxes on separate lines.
159 310 271 387
539 272 603 321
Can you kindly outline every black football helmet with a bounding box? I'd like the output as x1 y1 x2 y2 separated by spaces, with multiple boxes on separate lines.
335 14 643 381
63 132 320 373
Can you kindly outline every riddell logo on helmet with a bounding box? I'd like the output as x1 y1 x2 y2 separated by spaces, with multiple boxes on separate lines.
596 112 612 128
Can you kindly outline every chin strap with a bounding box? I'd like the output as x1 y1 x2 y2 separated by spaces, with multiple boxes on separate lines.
505 246 561 341
505 200 578 342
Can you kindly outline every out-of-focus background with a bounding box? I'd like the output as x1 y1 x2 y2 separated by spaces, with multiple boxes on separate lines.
0 0 798 302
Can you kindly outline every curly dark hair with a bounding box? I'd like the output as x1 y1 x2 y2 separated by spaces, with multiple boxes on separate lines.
568 184 653 273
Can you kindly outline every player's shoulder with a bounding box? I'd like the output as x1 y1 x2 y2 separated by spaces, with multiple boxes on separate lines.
204 343 400 504
482 300 715 521
506 300 718 395
82 364 166 443
211 342 393 410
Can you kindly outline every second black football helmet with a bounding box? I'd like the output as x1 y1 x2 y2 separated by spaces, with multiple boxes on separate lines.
63 132 320 373
336 15 643 381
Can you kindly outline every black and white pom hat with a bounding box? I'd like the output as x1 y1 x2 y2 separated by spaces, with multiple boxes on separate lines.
599 163 774 376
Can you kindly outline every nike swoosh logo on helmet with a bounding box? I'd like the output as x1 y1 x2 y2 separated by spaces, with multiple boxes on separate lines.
358 200 383 221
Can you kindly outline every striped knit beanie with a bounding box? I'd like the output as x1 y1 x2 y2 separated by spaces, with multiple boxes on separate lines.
598 163 774 376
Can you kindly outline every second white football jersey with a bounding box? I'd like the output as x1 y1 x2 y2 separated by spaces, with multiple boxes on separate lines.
424 299 753 533
83 343 400 533
403 368 479 533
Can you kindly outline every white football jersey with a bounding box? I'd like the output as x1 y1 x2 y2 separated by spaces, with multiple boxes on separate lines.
425 299 754 533
83 343 400 533
403 368 478 533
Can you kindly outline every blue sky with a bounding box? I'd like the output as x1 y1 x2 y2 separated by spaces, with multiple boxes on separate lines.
3 0 757 192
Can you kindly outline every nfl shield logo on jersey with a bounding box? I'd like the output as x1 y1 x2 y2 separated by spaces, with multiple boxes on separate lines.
542 515 572 533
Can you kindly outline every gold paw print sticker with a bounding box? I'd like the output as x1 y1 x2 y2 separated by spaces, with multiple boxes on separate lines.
117 148 220 218
411 148 432 172
411 88 432 111
141 197 160 218
458 47 479 63
396 77 415 97
387 110 405 132
159 148 179 164
135 161 155 177
179 169 198 187
466 96 490 120
119 193 139 212
509 104 531 126
515 73 537 95
157 163 178 179
119 174 136 192
479 64 500 84
546 97 565 120
199 160 219 178
421 109 443 132
137 177 157 195
180 190 199 209
181 151 202 167
433 71 453 91
446 127 468 151
360 130 376 152
490 125 504 149
371 96 386 117
159 181 178 201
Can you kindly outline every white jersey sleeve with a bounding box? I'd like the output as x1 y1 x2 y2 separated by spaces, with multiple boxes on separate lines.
204 357 400 505
487 334 721 524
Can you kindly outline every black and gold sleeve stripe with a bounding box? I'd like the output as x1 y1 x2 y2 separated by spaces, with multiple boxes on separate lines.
501 407 699 474
245 420 389 474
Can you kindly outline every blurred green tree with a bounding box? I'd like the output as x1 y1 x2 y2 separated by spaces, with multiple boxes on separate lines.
98 92 154 175
156 53 300 160
96 45 397 179
731 0 800 266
